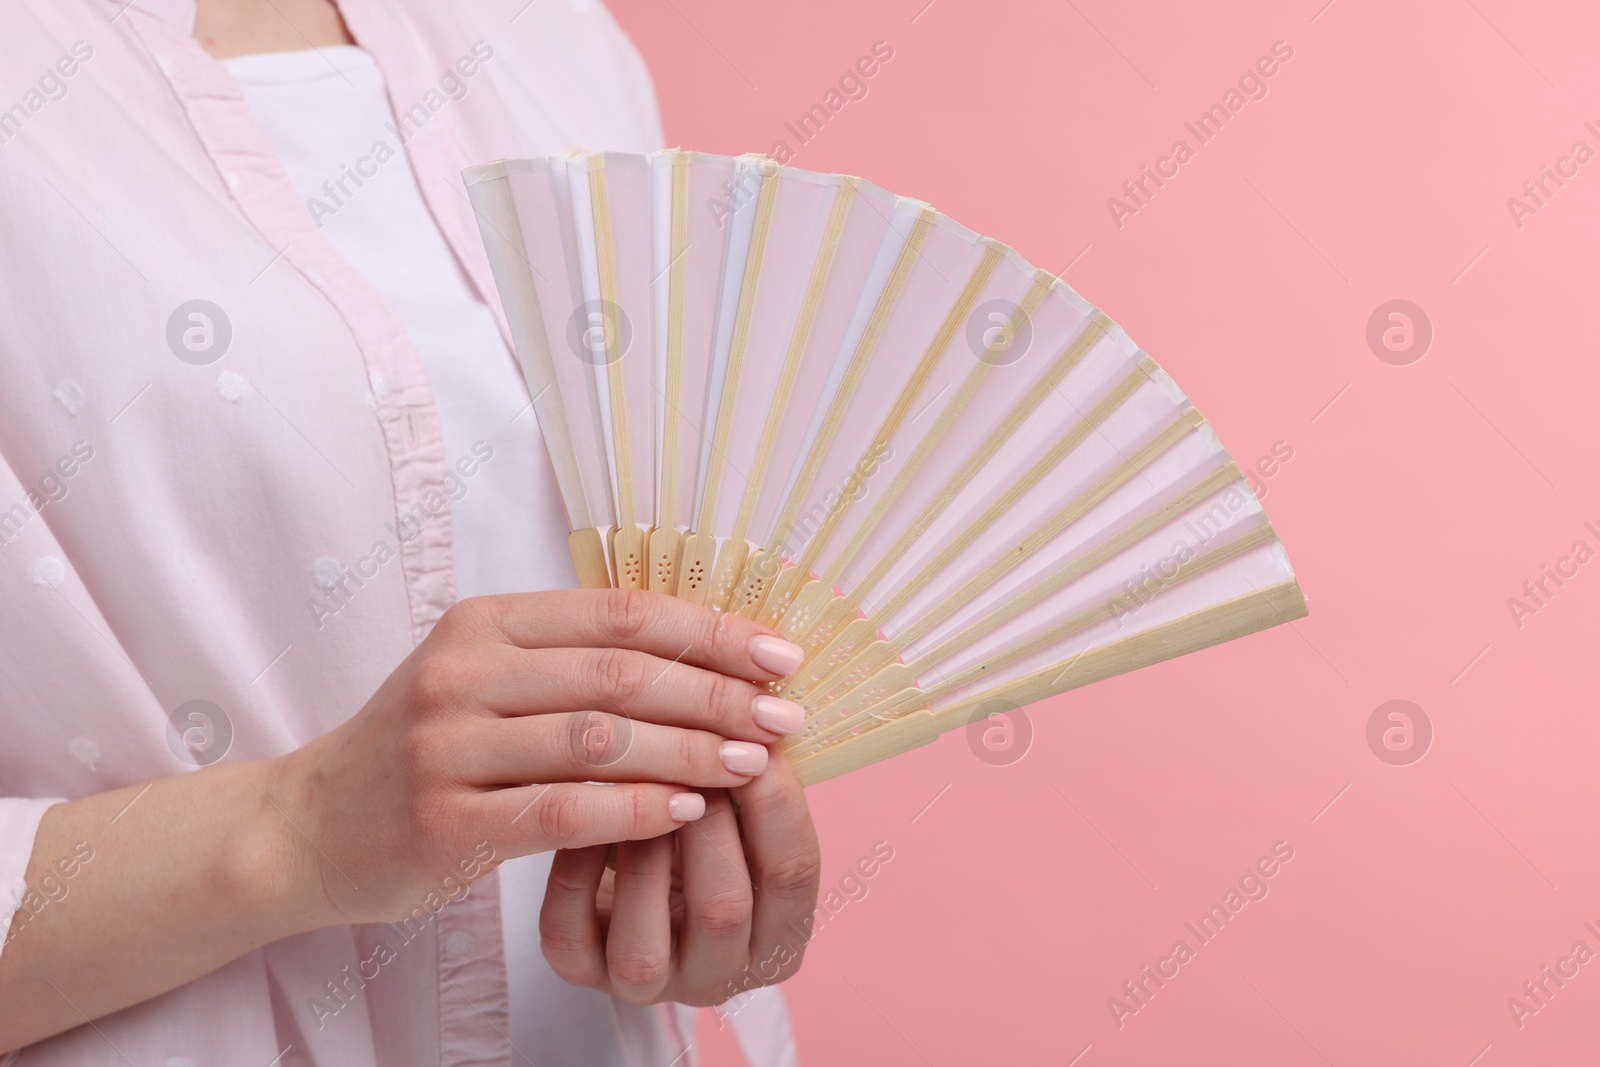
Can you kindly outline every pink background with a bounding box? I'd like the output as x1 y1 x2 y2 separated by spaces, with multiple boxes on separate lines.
605 0 1600 1063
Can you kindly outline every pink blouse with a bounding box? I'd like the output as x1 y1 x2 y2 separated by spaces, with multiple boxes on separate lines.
0 1 793 1064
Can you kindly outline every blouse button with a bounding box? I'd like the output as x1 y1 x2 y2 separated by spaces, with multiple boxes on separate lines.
68 736 100 772
54 378 85 415
312 557 344 590
216 371 249 403
444 930 476 958
32 557 65 587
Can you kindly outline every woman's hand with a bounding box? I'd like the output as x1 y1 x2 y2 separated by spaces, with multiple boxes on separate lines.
540 754 821 1007
269 588 809 929
0 587 810 1052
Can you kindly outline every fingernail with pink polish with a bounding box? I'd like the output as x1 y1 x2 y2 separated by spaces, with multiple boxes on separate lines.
669 792 706 822
720 740 769 775
752 695 804 735
749 635 804 677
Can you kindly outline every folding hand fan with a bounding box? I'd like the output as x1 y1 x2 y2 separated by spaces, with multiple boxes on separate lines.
463 151 1307 787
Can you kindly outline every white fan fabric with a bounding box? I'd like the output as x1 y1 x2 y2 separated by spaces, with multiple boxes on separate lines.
464 151 1306 784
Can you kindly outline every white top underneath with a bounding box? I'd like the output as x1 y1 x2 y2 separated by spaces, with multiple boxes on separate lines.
224 44 652 1067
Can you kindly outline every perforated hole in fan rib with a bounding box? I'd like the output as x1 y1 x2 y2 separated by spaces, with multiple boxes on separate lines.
790 667 827 696
800 716 831 741
842 661 880 689
654 552 675 586
684 560 705 590
811 618 840 645
786 603 814 633
622 552 641 585
735 576 768 613
714 567 738 602
854 683 892 711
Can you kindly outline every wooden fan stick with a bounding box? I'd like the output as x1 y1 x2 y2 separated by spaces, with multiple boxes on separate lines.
789 577 1307 786
795 523 1279 756
679 160 784 605
788 423 1225 707
724 178 861 616
771 250 1023 646
869 454 1245 690
780 327 1140 655
650 152 691 593
747 207 938 628
767 252 1033 644
464 164 611 589
587 156 647 588
864 364 1170 637
780 309 1115 650
784 396 1204 704
792 520 1279 754
716 238 1001 615
700 175 842 611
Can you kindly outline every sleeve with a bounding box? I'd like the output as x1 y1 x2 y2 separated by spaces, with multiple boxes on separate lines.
0 797 67 963
0 449 120 968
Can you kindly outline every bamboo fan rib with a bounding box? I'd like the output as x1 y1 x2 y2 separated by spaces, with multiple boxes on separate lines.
463 151 1308 787
647 152 689 593
684 158 783 607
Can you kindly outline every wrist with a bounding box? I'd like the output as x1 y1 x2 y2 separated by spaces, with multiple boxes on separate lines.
220 750 346 940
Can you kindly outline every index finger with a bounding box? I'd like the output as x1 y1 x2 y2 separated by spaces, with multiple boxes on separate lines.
467 589 806 683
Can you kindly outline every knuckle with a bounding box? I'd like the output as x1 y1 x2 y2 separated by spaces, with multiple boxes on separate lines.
704 671 747 730
434 596 488 640
539 931 601 988
430 601 467 639
399 724 449 780
538 911 590 961
677 729 711 780
538 926 589 967
608 950 670 992
601 588 654 643
408 654 463 709
701 609 737 662
761 846 823 898
565 710 629 768
408 787 463 849
692 888 753 934
535 788 586 847
593 647 648 708
627 787 655 839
